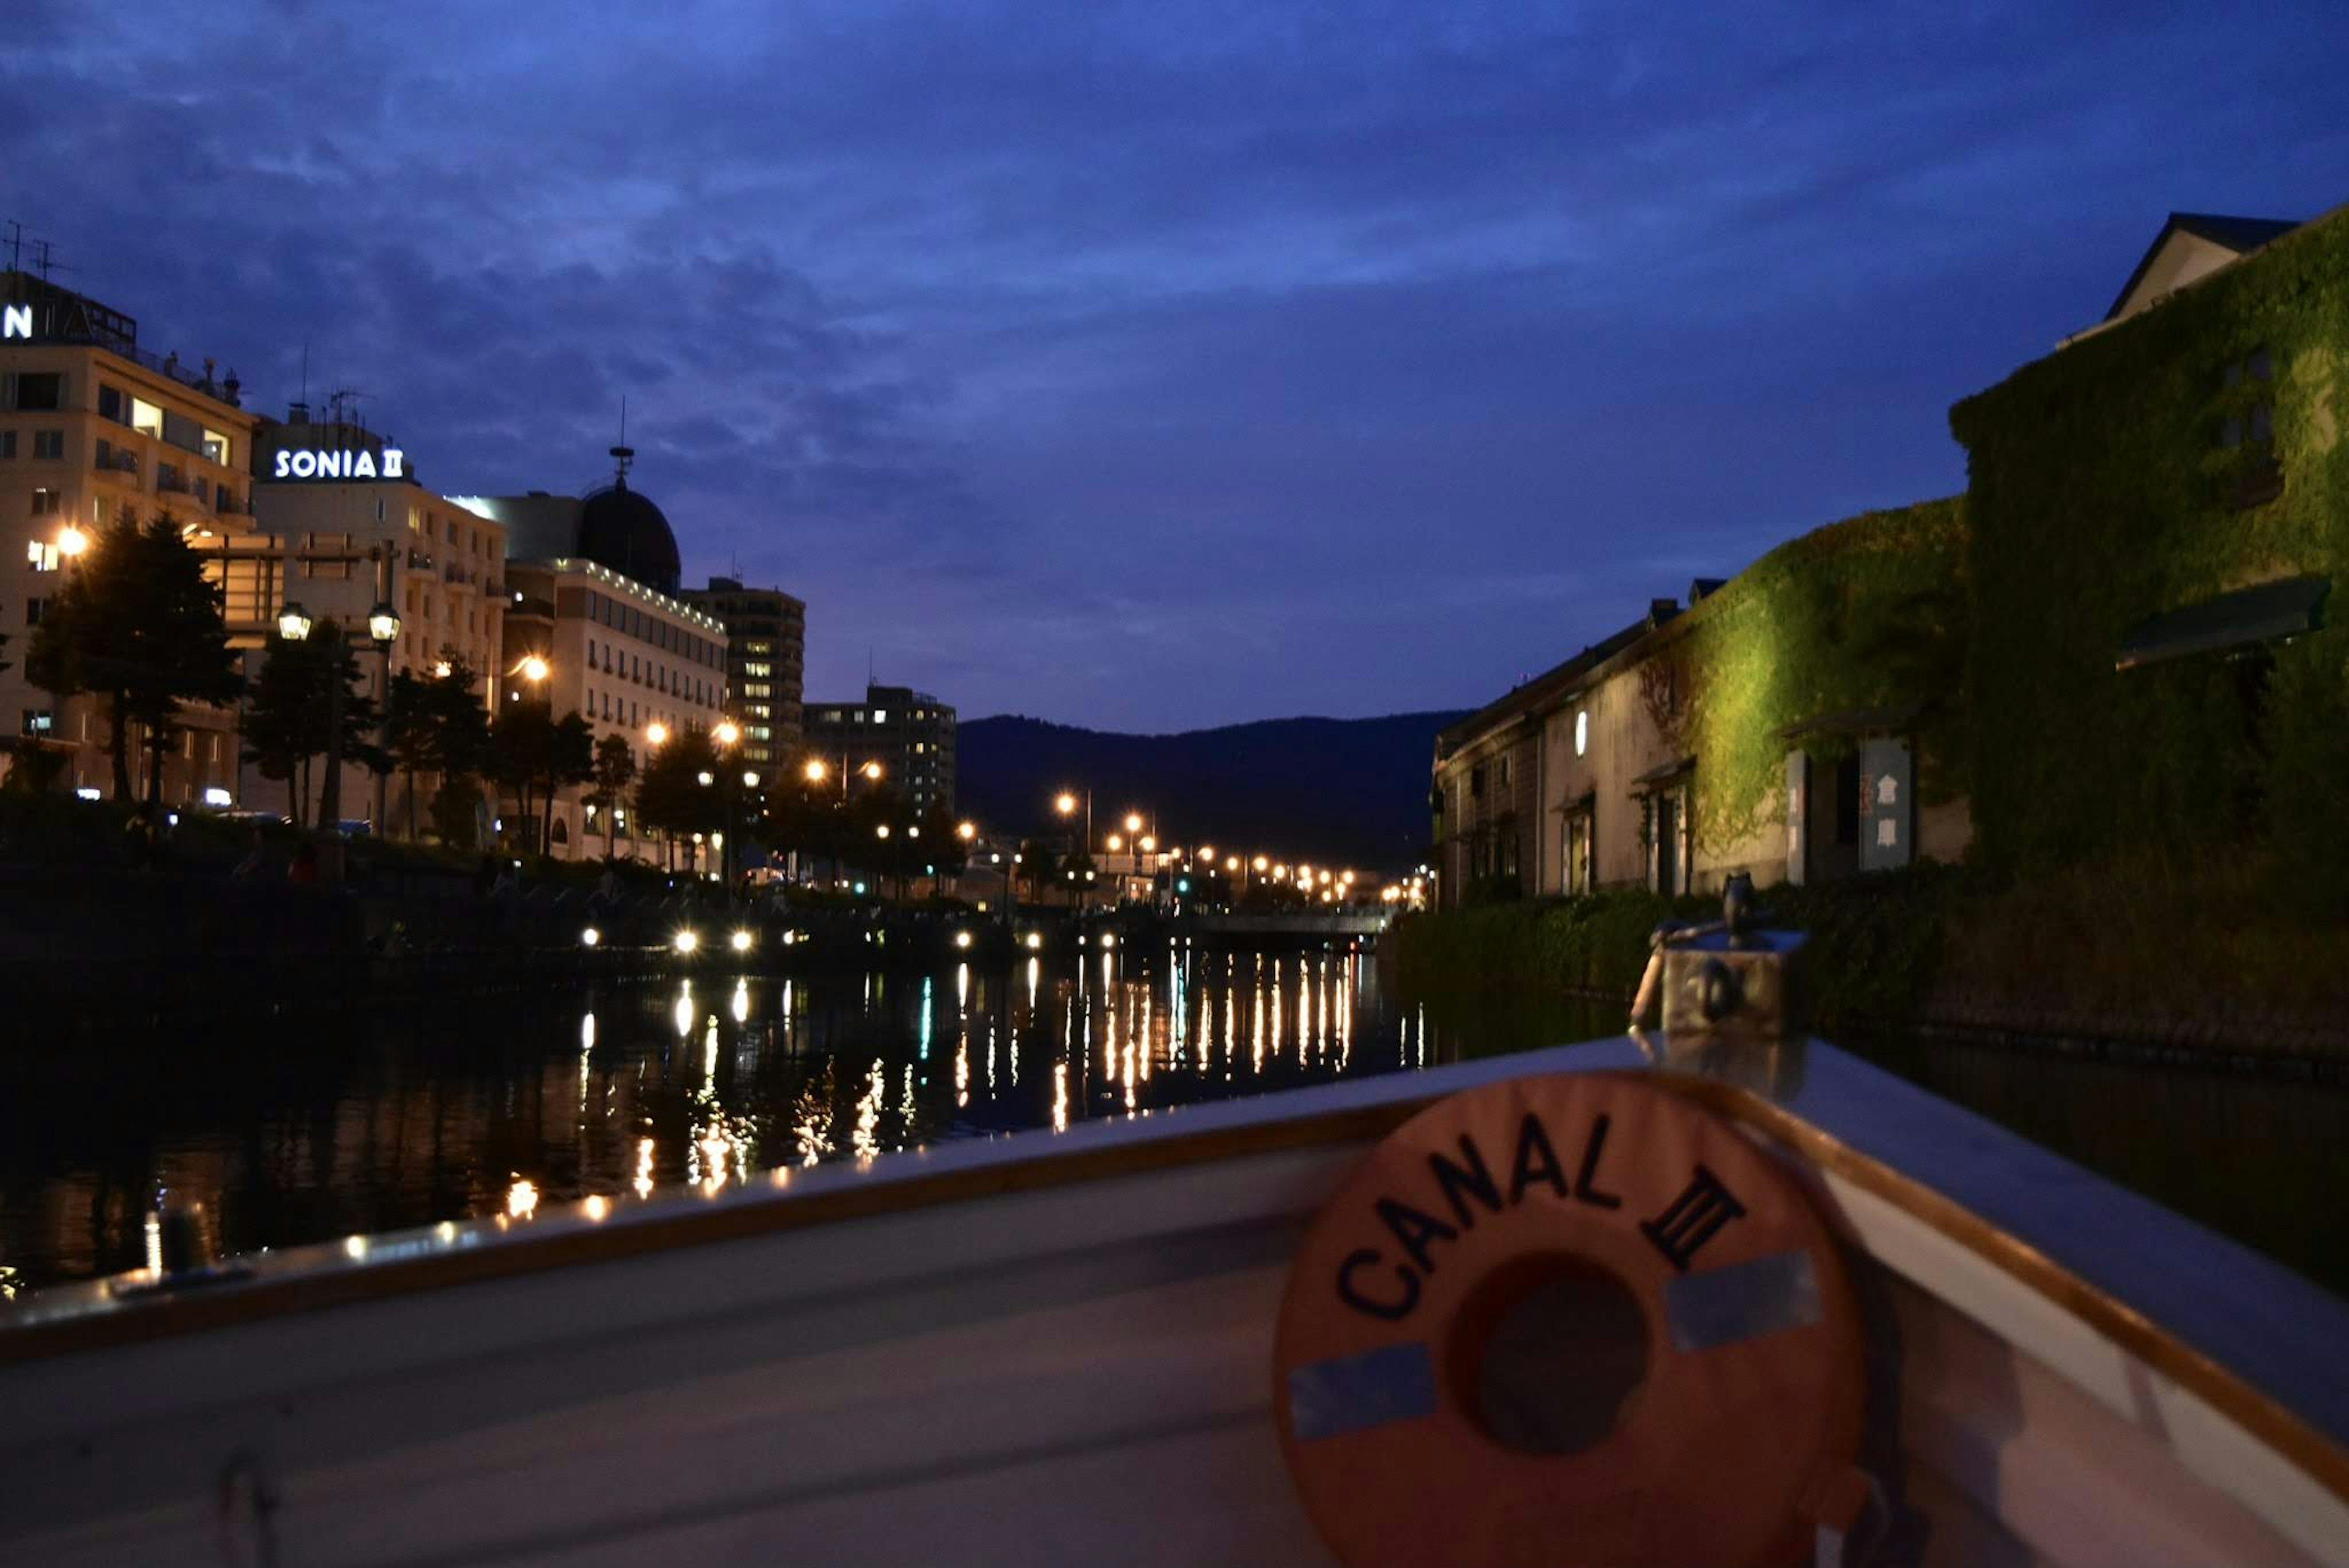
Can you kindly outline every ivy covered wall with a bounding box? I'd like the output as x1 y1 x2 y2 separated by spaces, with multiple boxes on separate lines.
1671 497 1970 860
1950 208 2349 883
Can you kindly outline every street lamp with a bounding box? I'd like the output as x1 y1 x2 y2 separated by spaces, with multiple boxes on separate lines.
804 758 827 784
646 721 669 748
277 601 314 643
714 718 741 748
366 602 399 835
56 524 89 559
518 653 550 685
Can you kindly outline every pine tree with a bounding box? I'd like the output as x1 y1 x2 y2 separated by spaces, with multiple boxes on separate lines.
28 515 240 803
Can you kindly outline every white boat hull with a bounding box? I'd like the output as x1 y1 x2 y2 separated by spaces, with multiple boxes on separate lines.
3 1038 2343 1566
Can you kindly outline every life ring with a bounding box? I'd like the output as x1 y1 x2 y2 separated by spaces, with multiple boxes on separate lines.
1273 1071 1865 1568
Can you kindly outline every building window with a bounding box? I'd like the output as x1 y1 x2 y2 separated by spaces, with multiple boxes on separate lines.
0 430 13 458
1499 756 1511 788
872 710 888 724
202 429 231 466
25 539 58 572
1469 764 1485 799
130 396 163 437
25 598 46 625
29 488 60 517
98 385 125 423
1574 710 1589 757
32 429 64 459
12 373 64 411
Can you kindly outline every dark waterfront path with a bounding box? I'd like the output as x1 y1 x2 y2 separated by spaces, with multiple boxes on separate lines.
1 945 2342 1302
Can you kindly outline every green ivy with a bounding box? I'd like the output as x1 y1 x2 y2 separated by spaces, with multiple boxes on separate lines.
1950 210 2349 881
1666 497 1970 856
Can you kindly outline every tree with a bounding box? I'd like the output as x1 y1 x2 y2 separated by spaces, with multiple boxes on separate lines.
384 672 436 841
485 705 596 855
28 515 240 804
424 657 491 848
634 727 723 868
1018 839 1061 903
237 621 379 830
587 732 637 856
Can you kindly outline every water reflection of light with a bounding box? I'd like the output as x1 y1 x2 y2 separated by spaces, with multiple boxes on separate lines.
507 1178 540 1220
673 987 695 1039
704 1016 719 1082
920 975 934 1061
1053 1060 1069 1133
852 1059 883 1160
731 979 749 1024
956 962 970 1016
144 1212 164 1274
956 1031 970 1107
581 1011 596 1049
584 1194 610 1222
634 1137 655 1199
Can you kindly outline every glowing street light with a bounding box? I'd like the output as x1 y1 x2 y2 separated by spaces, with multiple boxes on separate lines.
432 660 455 680
1227 856 1241 872
1105 833 1124 852
1252 855 1269 872
645 721 669 748
518 654 551 684
276 601 314 643
876 824 891 839
672 929 700 954
696 771 714 787
804 759 828 783
56 524 88 558
714 719 741 747
741 770 760 788
1123 812 1144 835
1055 792 1078 816
956 820 977 842
861 760 883 781
729 929 754 953
1138 834 1156 854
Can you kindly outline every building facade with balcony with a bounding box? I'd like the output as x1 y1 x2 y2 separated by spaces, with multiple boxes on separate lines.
0 269 259 801
804 683 957 815
680 575 804 775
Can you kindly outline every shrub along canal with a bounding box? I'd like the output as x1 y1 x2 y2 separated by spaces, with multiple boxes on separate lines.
0 941 2340 1300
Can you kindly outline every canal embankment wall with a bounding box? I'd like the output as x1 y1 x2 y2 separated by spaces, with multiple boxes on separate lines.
1389 861 2349 1068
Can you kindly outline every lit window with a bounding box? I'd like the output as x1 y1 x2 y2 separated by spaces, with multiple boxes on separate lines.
872 710 888 724
130 397 163 438
1574 710 1589 757
202 429 232 466
25 540 58 572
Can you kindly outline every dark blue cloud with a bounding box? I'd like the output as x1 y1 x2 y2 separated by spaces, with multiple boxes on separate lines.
7 1 2347 727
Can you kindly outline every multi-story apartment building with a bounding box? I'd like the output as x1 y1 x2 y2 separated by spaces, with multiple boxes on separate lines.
805 683 957 815
680 576 804 773
0 269 258 800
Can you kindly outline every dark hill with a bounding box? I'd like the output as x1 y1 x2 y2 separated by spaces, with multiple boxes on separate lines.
956 711 1467 872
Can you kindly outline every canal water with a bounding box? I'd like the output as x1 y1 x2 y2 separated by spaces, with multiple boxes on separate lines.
1 945 2342 1302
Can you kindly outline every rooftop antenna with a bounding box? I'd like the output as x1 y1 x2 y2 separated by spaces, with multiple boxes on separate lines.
610 396 634 487
27 237 70 283
4 220 23 273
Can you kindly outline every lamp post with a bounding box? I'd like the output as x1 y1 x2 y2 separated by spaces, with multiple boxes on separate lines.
365 601 399 838
713 719 741 896
1053 789 1091 908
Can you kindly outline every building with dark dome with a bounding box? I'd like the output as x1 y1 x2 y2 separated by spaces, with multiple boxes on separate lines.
464 447 682 595
576 474 682 595
460 448 732 863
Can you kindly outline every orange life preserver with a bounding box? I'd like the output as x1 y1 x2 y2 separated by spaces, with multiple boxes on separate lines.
1273 1070 1865 1568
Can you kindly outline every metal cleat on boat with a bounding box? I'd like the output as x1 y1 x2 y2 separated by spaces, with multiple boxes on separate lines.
1630 872 1808 1093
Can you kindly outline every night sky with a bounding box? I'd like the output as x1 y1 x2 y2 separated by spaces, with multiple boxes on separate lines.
9 3 2345 730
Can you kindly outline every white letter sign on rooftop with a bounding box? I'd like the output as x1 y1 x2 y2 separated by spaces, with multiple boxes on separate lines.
273 447 405 481
1 304 31 340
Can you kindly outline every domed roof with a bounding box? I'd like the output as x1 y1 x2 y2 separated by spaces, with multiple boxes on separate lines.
576 475 680 594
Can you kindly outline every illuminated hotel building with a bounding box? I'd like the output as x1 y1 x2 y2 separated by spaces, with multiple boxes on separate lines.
469 453 728 860
0 269 257 800
225 410 508 822
806 684 957 814
681 576 805 773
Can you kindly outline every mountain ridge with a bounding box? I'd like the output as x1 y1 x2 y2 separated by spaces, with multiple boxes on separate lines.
955 710 1467 872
